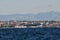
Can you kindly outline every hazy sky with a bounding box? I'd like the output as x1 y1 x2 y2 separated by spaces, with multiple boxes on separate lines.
0 0 60 14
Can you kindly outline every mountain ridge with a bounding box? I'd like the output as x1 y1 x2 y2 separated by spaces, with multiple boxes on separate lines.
0 12 60 21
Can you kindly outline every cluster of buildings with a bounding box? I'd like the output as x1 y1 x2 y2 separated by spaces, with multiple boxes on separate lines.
0 20 60 28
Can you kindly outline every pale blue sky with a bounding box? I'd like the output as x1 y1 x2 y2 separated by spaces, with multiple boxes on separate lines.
0 0 60 14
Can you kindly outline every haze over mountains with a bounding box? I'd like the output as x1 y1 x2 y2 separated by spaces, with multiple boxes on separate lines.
0 11 60 21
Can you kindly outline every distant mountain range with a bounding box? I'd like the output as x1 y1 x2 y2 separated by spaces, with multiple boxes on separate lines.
0 11 60 21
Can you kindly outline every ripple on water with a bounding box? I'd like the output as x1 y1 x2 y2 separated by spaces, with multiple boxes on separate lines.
0 27 60 40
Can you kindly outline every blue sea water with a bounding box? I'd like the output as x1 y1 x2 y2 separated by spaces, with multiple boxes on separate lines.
0 27 60 40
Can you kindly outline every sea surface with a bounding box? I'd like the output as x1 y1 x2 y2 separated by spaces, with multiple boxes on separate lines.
0 27 60 40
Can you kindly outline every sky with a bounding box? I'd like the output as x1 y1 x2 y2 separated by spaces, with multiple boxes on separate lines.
0 0 60 15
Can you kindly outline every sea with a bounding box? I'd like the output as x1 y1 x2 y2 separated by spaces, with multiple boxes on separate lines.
0 27 60 40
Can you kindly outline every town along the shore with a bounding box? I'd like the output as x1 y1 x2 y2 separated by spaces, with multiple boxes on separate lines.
0 20 60 28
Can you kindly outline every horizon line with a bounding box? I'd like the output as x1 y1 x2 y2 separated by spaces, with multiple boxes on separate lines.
0 11 60 15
